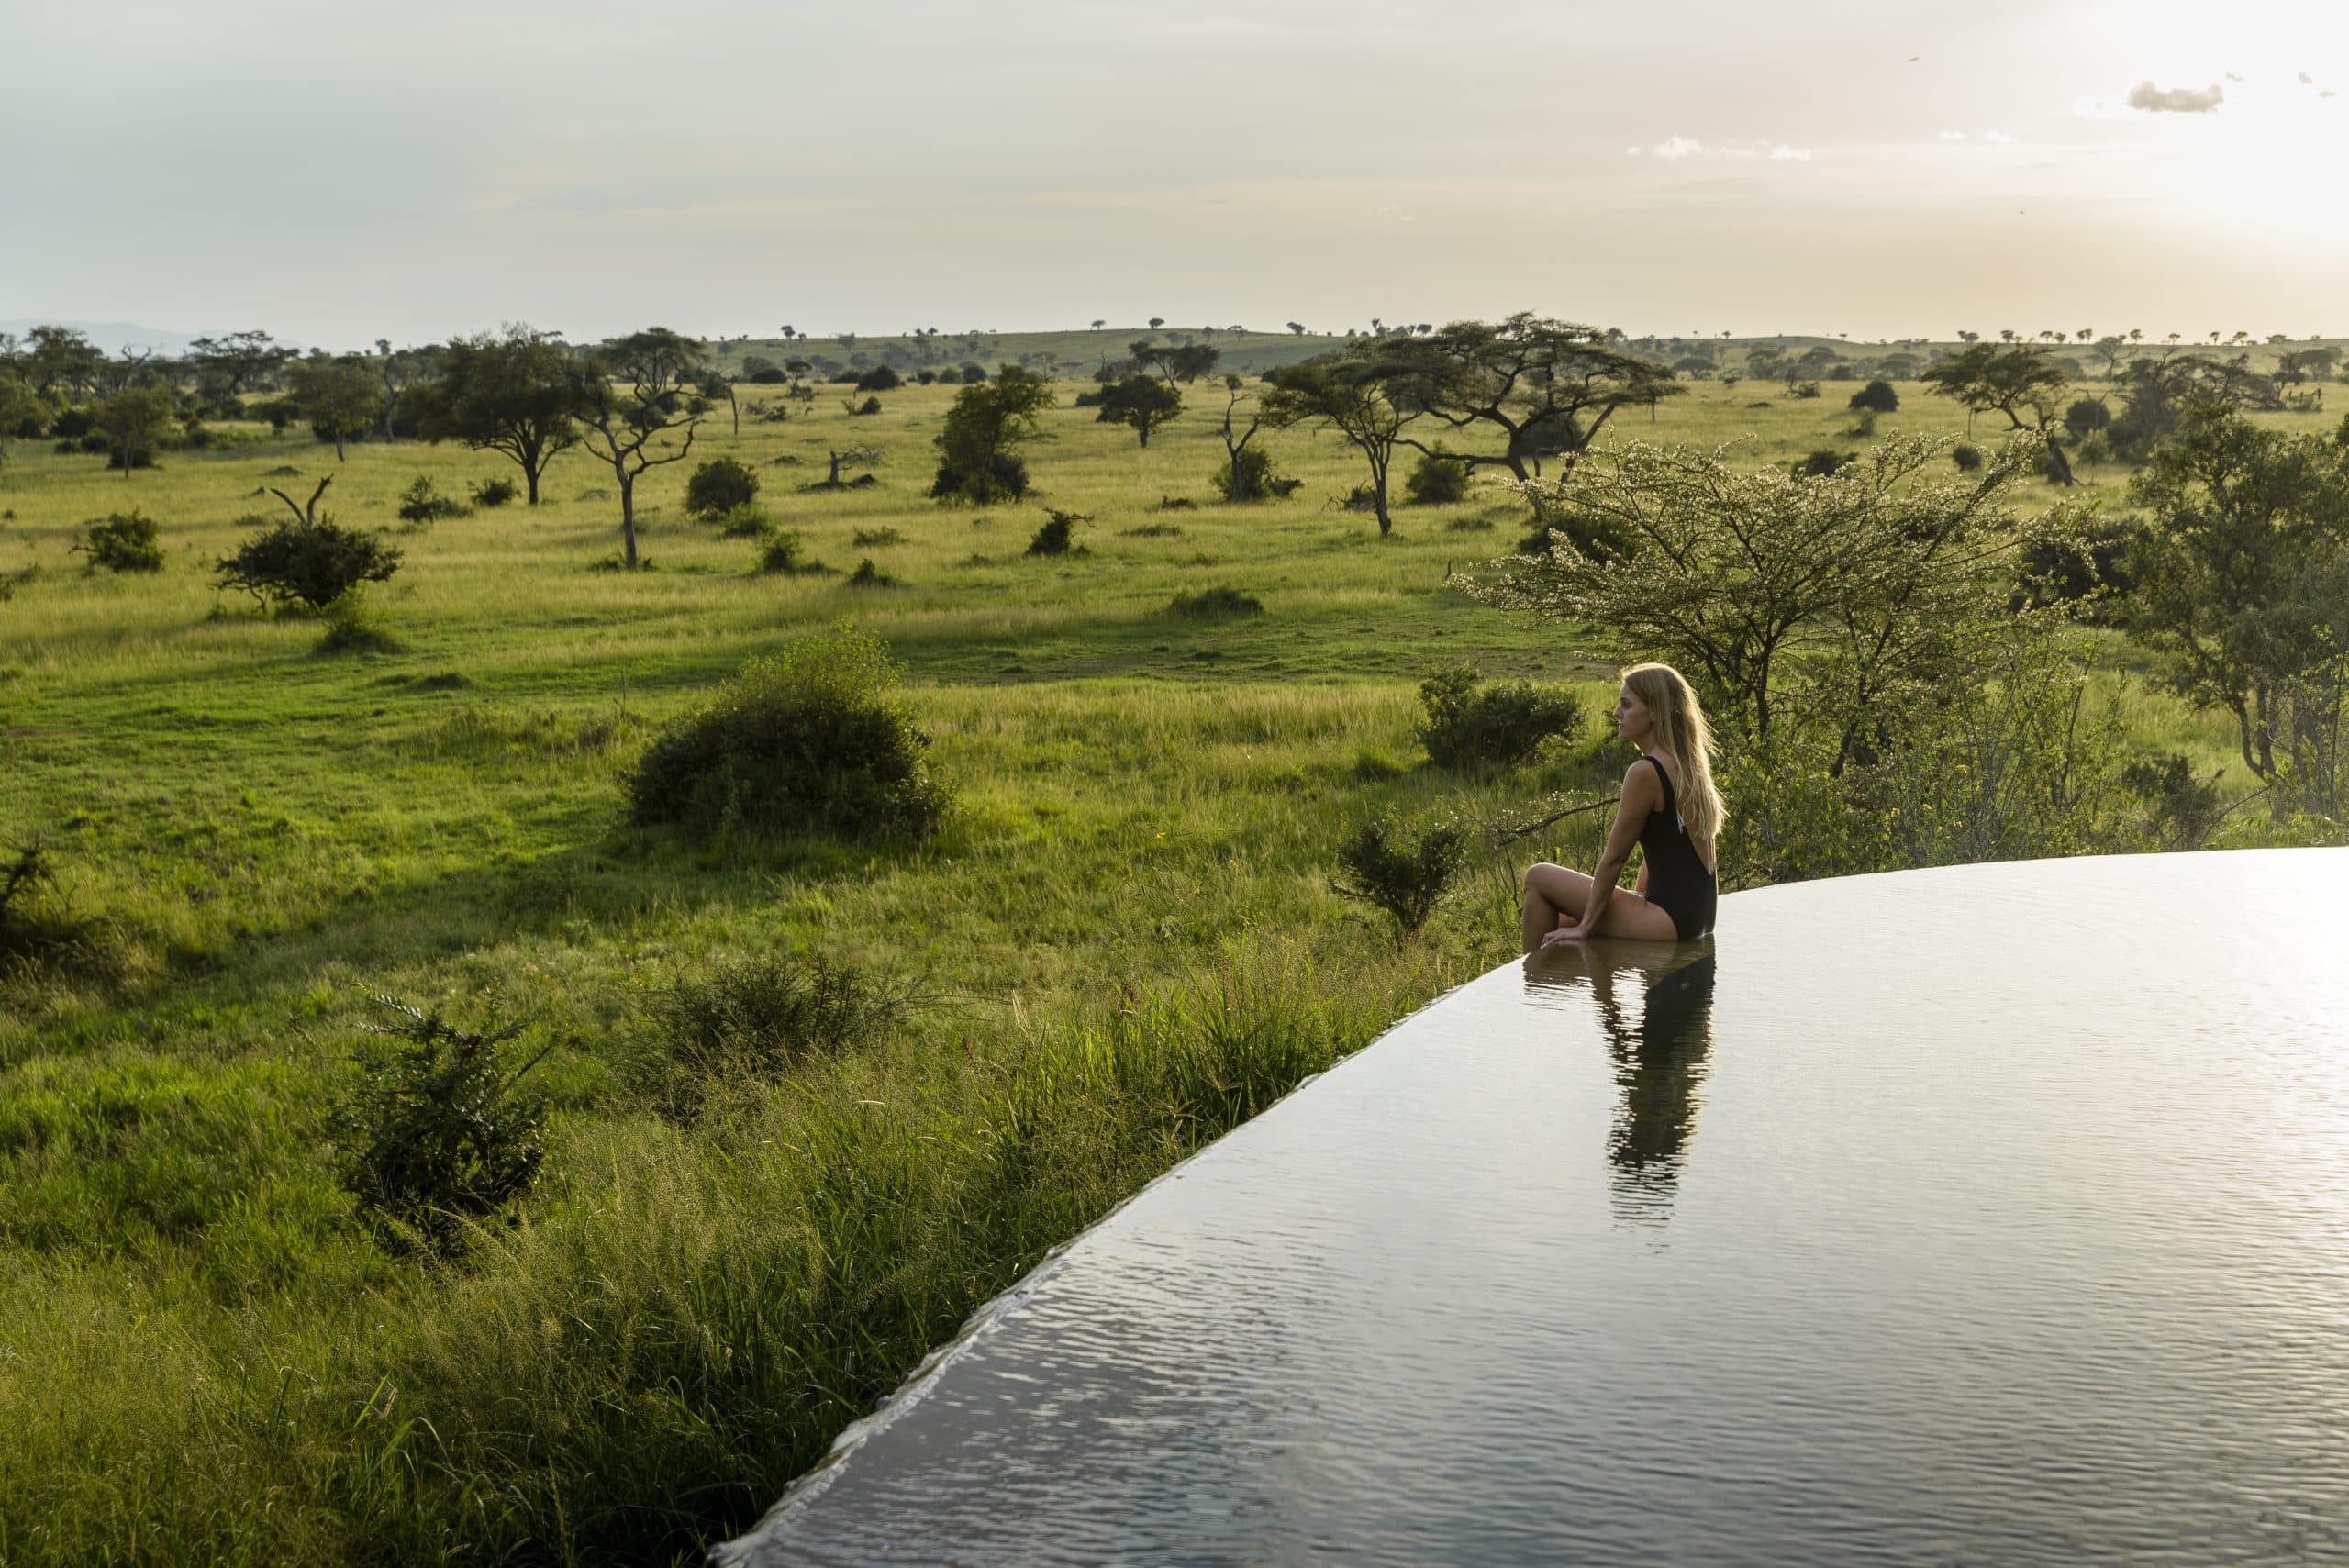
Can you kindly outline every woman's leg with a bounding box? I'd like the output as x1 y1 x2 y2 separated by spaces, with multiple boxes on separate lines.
1522 862 1680 947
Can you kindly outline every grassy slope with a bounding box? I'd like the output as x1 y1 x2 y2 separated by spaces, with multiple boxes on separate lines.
0 373 2309 1563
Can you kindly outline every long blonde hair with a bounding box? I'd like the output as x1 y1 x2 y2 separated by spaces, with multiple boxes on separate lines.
1621 662 1726 855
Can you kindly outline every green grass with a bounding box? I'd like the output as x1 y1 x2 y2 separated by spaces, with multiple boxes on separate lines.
0 373 2322 1564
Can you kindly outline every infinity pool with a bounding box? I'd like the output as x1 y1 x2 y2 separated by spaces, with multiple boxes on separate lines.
718 850 2349 1566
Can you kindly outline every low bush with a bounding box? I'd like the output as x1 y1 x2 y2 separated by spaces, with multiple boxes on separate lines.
1331 809 1466 939
1952 442 1983 472
716 504 772 538
1166 585 1264 618
1791 449 1854 478
623 628 949 840
852 527 905 548
2063 398 2112 438
1417 662 1582 773
1215 446 1302 503
1404 447 1471 505
846 558 895 587
215 518 401 611
685 457 760 519
756 531 823 574
1120 521 1183 538
1848 379 1899 413
316 593 403 655
469 475 519 507
1444 515 1496 532
2122 753 2226 851
851 395 884 417
1026 508 1087 557
395 476 469 527
854 364 904 392
628 951 911 1122
75 510 164 573
328 995 551 1252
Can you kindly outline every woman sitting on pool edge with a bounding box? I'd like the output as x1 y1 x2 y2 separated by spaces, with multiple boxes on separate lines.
1523 662 1723 950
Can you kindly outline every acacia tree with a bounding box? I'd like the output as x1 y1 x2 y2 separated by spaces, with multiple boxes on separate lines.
410 327 584 505
1095 374 1181 446
930 366 1053 503
1128 339 1220 384
285 356 385 461
187 330 290 402
21 327 106 397
2119 405 2349 806
0 375 39 469
1262 354 1419 534
1921 342 2076 484
1375 315 1683 484
90 385 176 475
572 328 708 568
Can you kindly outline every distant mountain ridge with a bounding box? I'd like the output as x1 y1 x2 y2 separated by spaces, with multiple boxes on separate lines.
0 319 319 356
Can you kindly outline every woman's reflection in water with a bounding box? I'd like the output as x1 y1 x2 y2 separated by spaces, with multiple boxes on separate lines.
1524 938 1718 1224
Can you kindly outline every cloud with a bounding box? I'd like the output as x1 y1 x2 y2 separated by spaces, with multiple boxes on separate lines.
1939 130 1967 141
1983 129 2013 144
1632 136 1813 162
1767 143 1812 161
1653 136 1704 160
2127 80 2223 113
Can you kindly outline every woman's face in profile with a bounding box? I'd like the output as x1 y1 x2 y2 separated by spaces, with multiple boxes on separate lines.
1614 684 1651 743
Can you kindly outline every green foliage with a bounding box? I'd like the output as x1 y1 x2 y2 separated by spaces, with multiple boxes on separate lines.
1848 380 1899 413
1403 446 1471 504
624 628 949 840
1415 663 1582 772
1166 586 1264 618
2122 752 2226 850
409 326 584 505
685 457 761 519
2118 404 2349 808
1095 374 1183 446
930 367 1051 503
847 557 895 587
1213 444 1301 502
852 527 905 548
88 385 174 473
284 356 384 460
469 475 519 507
215 517 401 611
1791 449 1854 477
395 475 468 526
315 592 402 656
328 995 551 1251
717 503 772 538
74 510 163 573
756 530 820 573
1026 507 1087 557
1952 441 1983 471
852 395 884 417
2064 398 2112 438
1331 808 1466 938
628 951 910 1122
854 364 903 392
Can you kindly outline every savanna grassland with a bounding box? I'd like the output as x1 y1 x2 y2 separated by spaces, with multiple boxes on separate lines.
0 355 2317 1565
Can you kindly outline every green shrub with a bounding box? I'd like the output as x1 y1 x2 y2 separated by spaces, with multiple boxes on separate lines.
1416 663 1583 773
1848 379 1899 413
623 628 949 840
629 951 910 1122
75 510 163 573
852 395 884 417
852 527 905 548
395 475 469 527
215 518 401 611
756 531 822 574
1026 508 1087 557
1332 809 1466 939
1791 449 1854 478
1952 442 1984 472
854 364 903 392
469 475 519 507
846 557 895 587
685 457 760 519
1403 446 1471 505
2122 752 2225 850
2063 398 2112 438
1167 585 1264 618
1214 445 1302 502
328 995 551 1252
315 592 402 655
716 503 772 538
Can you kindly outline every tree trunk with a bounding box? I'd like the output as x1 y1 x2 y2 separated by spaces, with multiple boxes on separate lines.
334 431 347 462
524 461 541 506
619 471 639 568
1371 460 1392 536
2043 432 2076 486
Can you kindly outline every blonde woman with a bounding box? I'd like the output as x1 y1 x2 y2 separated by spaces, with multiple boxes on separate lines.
1522 662 1725 949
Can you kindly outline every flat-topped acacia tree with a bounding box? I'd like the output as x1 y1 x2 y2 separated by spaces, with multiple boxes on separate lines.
1372 314 1683 484
411 326 584 505
571 328 709 568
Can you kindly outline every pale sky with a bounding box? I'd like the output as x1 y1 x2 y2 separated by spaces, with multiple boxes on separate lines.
6 0 2346 349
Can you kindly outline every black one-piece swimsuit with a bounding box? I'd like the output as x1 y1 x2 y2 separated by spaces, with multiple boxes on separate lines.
1636 753 1717 940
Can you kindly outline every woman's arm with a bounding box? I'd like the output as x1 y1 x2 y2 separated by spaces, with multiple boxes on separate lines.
1558 763 1656 940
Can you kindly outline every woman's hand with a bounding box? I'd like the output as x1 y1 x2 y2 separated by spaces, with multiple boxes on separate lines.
1540 923 1591 950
